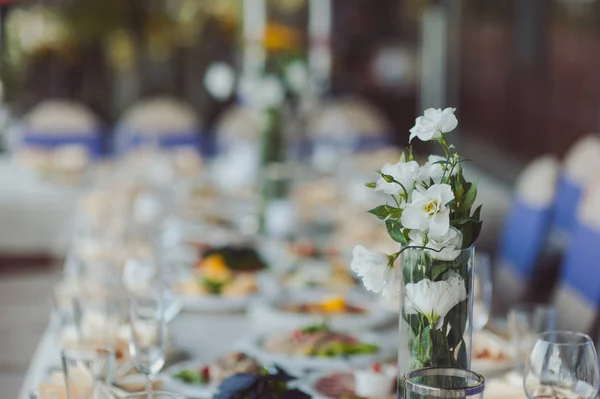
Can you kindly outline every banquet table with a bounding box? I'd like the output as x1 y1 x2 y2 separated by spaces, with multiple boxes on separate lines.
18 311 251 399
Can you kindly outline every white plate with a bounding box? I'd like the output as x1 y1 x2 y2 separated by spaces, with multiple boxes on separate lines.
176 272 278 312
162 359 217 399
249 290 394 332
471 330 517 377
236 330 393 374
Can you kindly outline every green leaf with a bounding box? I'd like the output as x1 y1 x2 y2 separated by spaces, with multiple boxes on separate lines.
417 325 433 365
451 217 477 226
368 205 391 219
385 219 407 244
457 339 469 368
459 179 478 212
365 182 377 189
472 204 483 221
460 218 483 248
430 262 452 280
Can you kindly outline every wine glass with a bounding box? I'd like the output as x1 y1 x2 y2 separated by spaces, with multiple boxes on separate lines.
129 294 167 396
472 253 492 331
72 296 122 347
509 304 557 370
524 331 600 399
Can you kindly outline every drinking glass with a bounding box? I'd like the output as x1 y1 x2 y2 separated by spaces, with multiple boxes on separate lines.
61 346 115 399
123 392 185 399
129 294 167 396
473 253 492 331
72 296 122 346
524 331 600 399
403 368 485 398
508 304 557 369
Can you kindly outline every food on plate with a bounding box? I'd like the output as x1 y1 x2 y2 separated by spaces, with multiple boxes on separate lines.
174 245 267 297
172 353 261 386
263 324 378 357
198 246 267 272
472 330 510 361
280 296 365 315
283 258 356 291
353 363 396 397
313 369 396 399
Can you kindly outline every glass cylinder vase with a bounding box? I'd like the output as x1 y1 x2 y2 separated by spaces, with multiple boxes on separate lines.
403 368 485 399
398 246 475 386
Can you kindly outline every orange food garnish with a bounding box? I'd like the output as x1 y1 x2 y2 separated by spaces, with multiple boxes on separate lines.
320 297 347 314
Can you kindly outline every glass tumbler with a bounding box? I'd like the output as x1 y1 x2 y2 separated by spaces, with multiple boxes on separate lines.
61 346 115 399
403 368 485 399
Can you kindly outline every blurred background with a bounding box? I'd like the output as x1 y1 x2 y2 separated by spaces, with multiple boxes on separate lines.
2 0 600 396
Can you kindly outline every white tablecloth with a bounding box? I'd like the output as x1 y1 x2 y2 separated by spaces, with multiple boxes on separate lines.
18 312 250 398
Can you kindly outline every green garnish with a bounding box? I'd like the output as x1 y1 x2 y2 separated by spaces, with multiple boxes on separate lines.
172 369 207 385
300 323 329 334
201 278 226 294
314 342 379 358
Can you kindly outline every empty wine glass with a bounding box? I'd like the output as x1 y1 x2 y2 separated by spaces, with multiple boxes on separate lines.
72 296 122 347
473 253 492 331
508 304 558 370
524 331 600 399
129 294 167 397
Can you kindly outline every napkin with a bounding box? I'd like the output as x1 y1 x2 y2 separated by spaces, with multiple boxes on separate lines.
213 367 309 399
485 378 526 399
41 362 161 399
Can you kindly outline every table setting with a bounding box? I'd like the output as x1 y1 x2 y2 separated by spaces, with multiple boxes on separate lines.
19 106 600 399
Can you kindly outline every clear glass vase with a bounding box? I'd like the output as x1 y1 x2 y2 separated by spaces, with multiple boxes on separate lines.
398 246 475 390
403 368 485 399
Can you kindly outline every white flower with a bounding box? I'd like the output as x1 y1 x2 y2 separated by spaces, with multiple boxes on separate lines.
351 245 395 297
404 272 467 329
285 61 309 94
401 184 454 236
204 62 235 101
408 226 463 261
375 160 420 196
409 108 458 142
418 155 457 184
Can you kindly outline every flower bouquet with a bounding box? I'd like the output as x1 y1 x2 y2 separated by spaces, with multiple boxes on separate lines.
351 108 482 376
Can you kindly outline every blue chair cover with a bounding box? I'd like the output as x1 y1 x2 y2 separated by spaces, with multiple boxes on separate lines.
561 223 600 306
498 199 553 280
114 128 212 156
552 174 583 235
294 135 393 158
22 130 104 157
554 221 600 331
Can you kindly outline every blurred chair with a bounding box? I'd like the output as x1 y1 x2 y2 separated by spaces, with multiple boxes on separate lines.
211 105 263 194
554 181 600 333
305 97 392 172
496 155 559 310
15 99 103 180
552 134 600 242
115 97 204 155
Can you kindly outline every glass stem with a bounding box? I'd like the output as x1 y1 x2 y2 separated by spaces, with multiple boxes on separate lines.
147 373 153 399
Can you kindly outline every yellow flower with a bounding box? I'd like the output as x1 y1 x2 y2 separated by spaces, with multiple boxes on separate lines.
199 255 232 283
